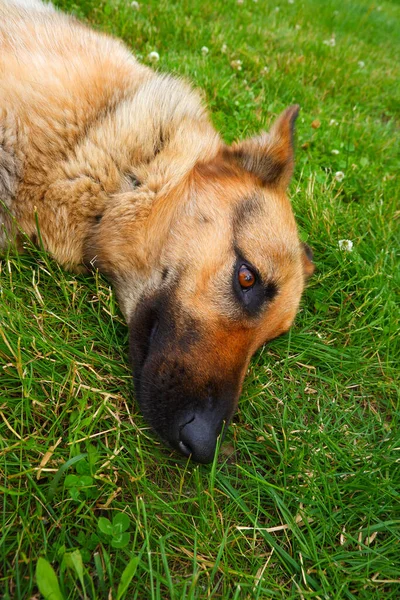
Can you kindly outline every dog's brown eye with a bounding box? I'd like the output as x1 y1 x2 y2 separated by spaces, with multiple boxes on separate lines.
238 265 256 289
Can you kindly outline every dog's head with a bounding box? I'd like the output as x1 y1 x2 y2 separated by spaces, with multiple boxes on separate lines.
90 105 314 462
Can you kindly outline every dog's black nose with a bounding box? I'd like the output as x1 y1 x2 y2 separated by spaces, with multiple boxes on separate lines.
177 411 224 464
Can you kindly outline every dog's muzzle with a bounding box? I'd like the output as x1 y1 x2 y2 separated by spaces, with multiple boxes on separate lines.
129 290 237 463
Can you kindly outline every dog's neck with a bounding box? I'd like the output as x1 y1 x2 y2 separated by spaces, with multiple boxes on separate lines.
1 5 221 268
9 69 221 269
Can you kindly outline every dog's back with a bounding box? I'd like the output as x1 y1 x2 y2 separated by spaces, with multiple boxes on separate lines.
0 0 141 244
0 0 218 264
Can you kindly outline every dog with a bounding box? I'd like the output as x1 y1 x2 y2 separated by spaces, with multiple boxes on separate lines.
0 0 314 463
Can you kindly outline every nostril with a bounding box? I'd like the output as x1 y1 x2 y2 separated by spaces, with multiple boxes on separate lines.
178 440 192 457
178 414 219 464
178 415 195 457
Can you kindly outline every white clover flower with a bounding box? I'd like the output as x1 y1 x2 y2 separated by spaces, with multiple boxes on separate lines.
335 171 345 182
338 239 353 252
261 66 269 74
237 0 244 4
358 60 365 68
329 119 338 126
231 59 243 71
323 37 336 47
148 51 160 62
130 1 139 9
288 0 294 4
221 43 228 53
331 149 340 155
201 46 209 55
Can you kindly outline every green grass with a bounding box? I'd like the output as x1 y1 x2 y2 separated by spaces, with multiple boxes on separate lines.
1 0 399 597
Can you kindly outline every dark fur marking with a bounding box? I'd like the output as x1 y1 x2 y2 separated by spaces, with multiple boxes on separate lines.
302 242 314 263
154 125 168 157
233 195 261 235
232 149 285 185
127 174 141 188
197 213 212 225
264 282 278 302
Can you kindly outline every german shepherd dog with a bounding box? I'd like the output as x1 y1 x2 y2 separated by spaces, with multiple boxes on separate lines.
0 0 314 463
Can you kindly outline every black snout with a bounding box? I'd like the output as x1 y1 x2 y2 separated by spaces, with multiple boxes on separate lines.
130 289 239 464
176 409 226 464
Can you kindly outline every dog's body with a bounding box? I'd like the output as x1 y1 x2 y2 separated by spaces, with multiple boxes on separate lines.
0 0 313 462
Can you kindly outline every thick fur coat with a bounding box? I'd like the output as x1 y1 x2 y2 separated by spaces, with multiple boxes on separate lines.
0 0 314 462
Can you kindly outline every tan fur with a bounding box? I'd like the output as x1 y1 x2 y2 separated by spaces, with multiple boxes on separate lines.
0 0 219 269
0 0 314 460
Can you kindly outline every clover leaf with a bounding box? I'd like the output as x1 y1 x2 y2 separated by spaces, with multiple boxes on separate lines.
98 513 131 549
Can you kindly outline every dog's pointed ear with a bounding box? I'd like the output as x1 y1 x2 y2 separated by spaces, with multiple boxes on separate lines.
302 242 315 279
229 105 300 188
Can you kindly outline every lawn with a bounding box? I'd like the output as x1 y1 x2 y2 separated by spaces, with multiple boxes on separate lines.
1 0 399 598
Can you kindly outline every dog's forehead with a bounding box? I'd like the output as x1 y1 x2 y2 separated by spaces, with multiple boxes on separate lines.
231 188 300 270
192 176 295 230
167 172 301 281
233 186 297 232
167 185 300 291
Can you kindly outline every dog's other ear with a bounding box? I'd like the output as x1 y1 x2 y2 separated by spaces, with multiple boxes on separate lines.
230 105 300 188
302 242 315 279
